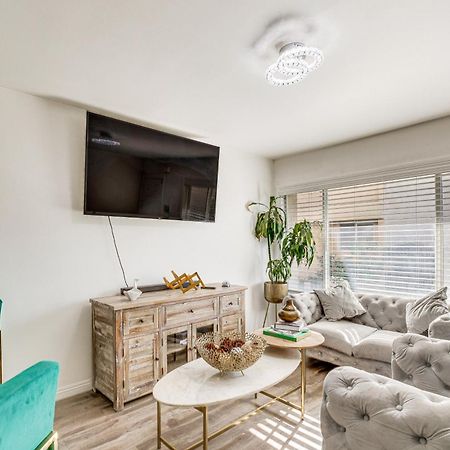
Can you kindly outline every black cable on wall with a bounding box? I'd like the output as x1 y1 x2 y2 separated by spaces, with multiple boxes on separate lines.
107 216 129 288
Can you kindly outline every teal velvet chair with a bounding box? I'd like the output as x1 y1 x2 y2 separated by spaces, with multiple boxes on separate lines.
0 361 59 450
0 299 2 383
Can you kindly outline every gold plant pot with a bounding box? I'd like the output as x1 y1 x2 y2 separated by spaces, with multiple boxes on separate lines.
264 282 288 304
278 298 301 322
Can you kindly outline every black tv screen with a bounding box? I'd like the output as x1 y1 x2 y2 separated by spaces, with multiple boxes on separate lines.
84 112 219 222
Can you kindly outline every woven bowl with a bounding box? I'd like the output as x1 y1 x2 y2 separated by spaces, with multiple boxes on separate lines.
195 331 266 373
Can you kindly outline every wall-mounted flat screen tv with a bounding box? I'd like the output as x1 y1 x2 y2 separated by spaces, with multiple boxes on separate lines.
84 112 219 222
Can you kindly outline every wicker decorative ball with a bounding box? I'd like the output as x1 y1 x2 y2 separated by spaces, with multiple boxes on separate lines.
195 331 266 373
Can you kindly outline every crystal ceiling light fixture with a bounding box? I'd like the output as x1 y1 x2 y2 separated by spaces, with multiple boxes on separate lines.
266 42 323 87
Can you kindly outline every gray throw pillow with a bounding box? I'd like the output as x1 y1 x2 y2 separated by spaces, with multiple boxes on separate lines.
406 287 449 335
315 280 366 321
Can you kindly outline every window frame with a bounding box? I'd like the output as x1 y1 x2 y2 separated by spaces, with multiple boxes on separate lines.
287 172 447 297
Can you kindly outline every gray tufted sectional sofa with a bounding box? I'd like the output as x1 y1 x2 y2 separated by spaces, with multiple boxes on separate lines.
292 292 449 377
321 334 450 450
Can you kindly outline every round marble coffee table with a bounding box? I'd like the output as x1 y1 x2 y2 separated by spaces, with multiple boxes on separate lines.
254 329 325 420
153 346 300 450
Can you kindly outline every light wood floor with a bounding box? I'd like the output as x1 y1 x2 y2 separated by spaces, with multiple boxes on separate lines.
55 359 333 450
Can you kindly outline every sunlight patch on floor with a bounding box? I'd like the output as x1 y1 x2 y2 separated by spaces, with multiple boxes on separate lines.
248 409 323 450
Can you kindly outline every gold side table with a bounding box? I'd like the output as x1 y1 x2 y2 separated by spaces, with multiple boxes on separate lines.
254 329 324 419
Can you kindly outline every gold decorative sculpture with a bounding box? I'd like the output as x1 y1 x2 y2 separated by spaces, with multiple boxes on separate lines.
278 298 301 322
163 270 206 293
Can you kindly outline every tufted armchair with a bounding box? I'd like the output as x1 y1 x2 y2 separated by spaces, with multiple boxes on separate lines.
392 333 450 397
321 334 450 450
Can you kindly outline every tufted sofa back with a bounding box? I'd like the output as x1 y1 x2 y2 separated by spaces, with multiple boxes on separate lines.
392 333 450 398
291 292 323 325
353 293 412 332
293 291 413 331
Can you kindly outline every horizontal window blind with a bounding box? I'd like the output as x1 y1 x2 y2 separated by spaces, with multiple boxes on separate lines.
328 176 436 296
441 173 450 289
286 190 324 292
286 172 450 297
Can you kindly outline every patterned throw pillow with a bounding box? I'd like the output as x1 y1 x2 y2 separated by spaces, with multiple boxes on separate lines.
315 280 366 322
406 287 449 335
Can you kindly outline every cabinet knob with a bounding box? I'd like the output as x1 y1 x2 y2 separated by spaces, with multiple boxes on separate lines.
228 302 233 306
139 319 144 323
189 309 194 313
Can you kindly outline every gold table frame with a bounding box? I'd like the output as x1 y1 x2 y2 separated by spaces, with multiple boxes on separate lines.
156 348 307 450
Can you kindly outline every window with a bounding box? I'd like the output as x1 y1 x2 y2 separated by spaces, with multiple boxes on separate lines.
286 190 325 292
286 173 450 297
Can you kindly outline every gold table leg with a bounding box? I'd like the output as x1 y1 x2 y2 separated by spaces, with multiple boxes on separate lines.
301 348 306 419
157 401 162 449
201 406 208 450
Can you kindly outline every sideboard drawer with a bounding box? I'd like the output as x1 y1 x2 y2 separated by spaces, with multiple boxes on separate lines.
163 298 217 326
123 307 158 337
220 293 242 314
220 314 242 334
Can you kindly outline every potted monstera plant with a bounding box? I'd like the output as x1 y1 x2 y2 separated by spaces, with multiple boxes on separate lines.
249 196 316 304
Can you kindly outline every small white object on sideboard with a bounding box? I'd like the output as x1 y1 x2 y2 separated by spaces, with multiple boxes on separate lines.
90 283 247 411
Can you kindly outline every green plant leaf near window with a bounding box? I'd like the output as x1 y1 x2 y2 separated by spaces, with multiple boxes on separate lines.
248 196 316 284
267 259 291 283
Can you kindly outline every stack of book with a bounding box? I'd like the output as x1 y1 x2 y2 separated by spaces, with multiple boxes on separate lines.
263 319 310 342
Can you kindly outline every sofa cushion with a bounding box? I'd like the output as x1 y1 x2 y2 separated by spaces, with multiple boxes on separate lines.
291 292 323 324
308 318 377 356
406 287 449 335
353 329 402 363
315 281 366 321
355 293 413 332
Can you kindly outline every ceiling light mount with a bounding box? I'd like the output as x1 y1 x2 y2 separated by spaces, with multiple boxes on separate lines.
266 41 323 87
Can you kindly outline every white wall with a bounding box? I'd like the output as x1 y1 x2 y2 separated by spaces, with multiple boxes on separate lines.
275 116 450 193
0 86 273 397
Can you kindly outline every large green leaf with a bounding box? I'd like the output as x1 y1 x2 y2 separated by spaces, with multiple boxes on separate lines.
282 220 316 268
249 197 317 283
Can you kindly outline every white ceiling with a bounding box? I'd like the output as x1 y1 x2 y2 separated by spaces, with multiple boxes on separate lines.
1 0 450 159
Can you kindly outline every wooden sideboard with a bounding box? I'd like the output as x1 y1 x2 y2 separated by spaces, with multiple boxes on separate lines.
90 283 247 411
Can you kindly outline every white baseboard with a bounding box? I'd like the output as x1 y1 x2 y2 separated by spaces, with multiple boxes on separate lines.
57 378 92 400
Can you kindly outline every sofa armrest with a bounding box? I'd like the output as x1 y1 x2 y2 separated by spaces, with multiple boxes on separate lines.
392 333 450 397
428 313 450 340
321 366 450 450
0 361 59 450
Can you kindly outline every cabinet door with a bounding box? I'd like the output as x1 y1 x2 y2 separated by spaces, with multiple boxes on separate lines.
219 314 243 334
191 318 218 359
124 332 158 402
161 324 192 376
